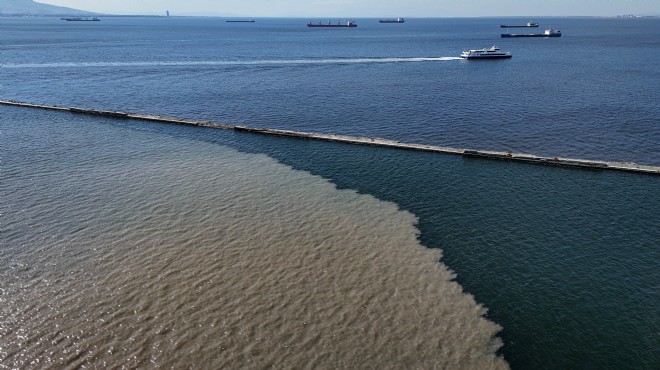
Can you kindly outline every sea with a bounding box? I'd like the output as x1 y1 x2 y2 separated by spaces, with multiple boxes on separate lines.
1 16 659 369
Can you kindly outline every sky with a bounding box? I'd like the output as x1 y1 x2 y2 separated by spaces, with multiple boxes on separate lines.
36 0 660 17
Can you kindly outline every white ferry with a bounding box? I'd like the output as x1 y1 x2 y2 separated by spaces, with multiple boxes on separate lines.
460 46 512 59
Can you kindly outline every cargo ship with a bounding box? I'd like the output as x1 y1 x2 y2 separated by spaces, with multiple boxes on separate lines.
307 20 357 28
61 17 100 21
500 22 538 28
501 28 561 38
379 17 405 23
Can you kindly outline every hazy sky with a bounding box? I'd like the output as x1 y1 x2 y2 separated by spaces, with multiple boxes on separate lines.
37 0 659 17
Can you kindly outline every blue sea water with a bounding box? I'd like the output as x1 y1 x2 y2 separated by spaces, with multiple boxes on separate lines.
2 16 659 165
2 16 660 369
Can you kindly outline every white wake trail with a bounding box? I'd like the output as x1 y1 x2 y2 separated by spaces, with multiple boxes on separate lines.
2 57 462 69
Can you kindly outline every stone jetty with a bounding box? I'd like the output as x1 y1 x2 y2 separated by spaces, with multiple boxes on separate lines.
2 99 658 175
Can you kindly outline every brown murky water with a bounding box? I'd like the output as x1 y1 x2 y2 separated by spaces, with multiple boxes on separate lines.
1 113 507 369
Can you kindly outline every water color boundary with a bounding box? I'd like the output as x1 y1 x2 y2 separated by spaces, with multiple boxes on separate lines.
3 99 658 175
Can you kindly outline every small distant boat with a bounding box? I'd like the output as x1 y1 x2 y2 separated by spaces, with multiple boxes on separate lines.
379 17 405 23
500 22 538 28
226 20 255 23
460 46 512 59
61 16 100 21
501 28 561 38
307 20 357 28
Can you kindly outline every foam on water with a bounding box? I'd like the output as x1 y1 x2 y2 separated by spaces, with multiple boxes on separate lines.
1 57 462 69
1 110 508 369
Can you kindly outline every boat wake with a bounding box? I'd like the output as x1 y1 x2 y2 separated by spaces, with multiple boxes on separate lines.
2 57 462 69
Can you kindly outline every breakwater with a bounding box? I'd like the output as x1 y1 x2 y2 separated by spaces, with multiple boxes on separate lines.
2 99 658 175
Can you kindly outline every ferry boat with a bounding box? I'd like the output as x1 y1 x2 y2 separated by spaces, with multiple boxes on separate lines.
61 16 100 21
501 28 561 38
307 20 357 28
379 17 405 23
460 46 512 59
500 22 538 28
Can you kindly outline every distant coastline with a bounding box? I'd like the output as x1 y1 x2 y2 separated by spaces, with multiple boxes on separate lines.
0 0 95 16
1 13 658 18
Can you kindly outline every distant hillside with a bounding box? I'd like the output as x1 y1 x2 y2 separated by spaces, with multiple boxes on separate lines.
0 0 95 16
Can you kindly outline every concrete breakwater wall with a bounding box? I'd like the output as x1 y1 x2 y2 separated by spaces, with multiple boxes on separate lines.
2 99 658 175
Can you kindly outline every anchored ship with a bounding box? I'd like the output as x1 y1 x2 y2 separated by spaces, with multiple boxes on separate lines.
500 22 538 28
307 20 357 28
61 17 100 21
379 17 405 23
501 28 561 38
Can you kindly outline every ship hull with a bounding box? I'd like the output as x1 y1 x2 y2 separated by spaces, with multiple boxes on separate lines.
461 55 512 59
501 33 561 38
61 17 100 21
307 24 357 28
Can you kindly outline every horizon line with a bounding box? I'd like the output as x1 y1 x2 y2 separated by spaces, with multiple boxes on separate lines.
2 14 658 18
